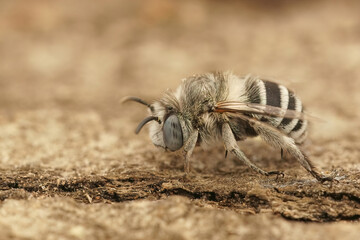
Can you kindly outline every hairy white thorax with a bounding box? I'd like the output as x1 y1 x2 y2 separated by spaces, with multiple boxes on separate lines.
227 73 247 102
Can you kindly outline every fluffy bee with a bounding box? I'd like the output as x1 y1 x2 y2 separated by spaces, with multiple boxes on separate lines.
123 72 332 182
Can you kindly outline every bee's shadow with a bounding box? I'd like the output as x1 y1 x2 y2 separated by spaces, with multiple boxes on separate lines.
158 139 300 176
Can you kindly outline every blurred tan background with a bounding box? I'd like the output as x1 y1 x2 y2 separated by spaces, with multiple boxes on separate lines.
0 0 360 239
1 0 359 109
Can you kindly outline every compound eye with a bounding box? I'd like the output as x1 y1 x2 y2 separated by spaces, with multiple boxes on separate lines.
163 115 183 151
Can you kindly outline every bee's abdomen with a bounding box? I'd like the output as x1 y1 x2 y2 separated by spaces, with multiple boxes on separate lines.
249 79 308 144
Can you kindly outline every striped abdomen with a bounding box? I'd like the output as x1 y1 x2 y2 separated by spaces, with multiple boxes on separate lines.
246 78 308 144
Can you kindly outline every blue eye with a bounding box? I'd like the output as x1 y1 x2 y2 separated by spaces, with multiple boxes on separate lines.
163 115 183 151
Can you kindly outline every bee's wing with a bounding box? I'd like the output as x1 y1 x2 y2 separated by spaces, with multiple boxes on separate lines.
215 101 317 121
230 112 285 136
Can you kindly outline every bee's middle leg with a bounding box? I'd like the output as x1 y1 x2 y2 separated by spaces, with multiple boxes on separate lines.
183 130 198 174
222 123 281 177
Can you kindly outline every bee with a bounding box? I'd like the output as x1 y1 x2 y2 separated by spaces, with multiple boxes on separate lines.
123 72 332 182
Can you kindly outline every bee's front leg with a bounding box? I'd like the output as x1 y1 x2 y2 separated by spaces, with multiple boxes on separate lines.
183 130 199 174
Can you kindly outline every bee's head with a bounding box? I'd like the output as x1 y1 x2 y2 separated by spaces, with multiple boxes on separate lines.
122 96 188 152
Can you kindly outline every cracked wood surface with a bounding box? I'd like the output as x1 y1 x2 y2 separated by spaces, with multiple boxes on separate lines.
1 167 360 222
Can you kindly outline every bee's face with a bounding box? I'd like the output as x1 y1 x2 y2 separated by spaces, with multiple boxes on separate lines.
122 90 189 152
149 102 186 152
164 114 184 150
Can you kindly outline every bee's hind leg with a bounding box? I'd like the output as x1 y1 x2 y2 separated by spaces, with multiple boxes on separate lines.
183 130 199 174
255 126 333 183
222 123 282 177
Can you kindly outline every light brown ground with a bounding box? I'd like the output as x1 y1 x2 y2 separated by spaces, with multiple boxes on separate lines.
0 0 360 239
